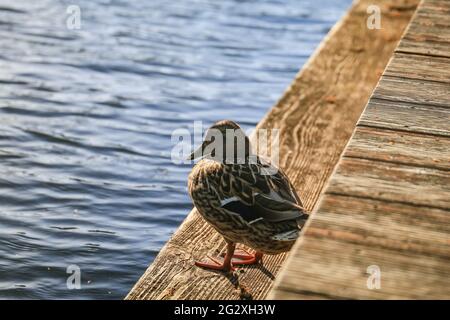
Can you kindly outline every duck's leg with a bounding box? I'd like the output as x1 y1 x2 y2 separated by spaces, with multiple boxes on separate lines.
194 241 236 272
232 251 263 266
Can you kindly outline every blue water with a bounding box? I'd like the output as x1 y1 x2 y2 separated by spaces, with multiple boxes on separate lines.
0 0 351 299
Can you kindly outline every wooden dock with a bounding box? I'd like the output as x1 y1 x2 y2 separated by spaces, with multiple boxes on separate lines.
126 0 422 300
269 0 450 299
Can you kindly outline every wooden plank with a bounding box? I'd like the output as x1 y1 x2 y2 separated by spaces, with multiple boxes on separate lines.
398 39 450 58
385 52 450 83
270 0 450 300
397 0 450 57
372 76 450 108
272 238 450 299
346 126 450 170
271 196 450 299
315 195 450 242
126 0 420 300
359 99 450 137
327 157 450 209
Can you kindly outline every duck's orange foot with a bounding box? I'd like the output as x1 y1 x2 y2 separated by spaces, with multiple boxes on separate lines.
195 255 235 272
231 252 263 266
228 249 263 266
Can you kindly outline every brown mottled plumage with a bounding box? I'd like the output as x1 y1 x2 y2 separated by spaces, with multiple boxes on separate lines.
188 120 308 271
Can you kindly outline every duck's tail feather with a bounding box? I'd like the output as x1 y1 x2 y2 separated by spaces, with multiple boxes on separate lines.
271 229 299 241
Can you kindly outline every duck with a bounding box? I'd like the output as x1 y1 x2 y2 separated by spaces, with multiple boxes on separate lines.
187 120 308 271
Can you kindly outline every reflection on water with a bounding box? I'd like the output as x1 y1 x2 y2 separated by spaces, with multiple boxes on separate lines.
0 0 351 299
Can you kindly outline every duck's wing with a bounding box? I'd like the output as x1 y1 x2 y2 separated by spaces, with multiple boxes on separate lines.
220 159 308 223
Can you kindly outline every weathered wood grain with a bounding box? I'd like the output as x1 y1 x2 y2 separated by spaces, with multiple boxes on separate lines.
372 76 450 108
385 52 450 83
272 195 450 299
397 0 450 57
273 238 450 299
126 0 419 300
315 195 450 243
328 157 450 209
359 99 450 137
270 0 450 300
346 126 450 170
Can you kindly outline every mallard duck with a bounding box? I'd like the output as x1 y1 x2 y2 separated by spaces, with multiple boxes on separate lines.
187 120 308 271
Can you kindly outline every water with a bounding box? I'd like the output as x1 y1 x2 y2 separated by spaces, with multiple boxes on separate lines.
0 0 351 299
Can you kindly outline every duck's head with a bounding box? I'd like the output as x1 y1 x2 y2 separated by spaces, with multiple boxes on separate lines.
188 120 252 163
